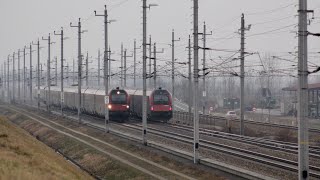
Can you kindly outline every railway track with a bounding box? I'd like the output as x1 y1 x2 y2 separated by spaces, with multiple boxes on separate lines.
51 109 320 179
36 105 320 157
120 116 320 157
14 104 320 179
164 122 320 157
22 104 320 154
5 105 197 180
117 123 320 177
87 113 315 155
175 111 320 133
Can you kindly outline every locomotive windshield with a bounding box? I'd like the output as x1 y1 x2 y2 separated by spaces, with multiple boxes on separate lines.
153 90 170 105
110 90 127 104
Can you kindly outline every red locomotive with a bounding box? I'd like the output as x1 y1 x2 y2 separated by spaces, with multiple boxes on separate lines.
108 87 130 122
128 87 173 122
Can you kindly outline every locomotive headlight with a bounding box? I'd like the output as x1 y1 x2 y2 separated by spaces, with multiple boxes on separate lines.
126 105 129 109
108 104 112 109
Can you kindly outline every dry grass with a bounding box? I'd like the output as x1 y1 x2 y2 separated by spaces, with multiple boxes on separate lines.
275 129 297 142
13 117 150 180
0 116 93 180
314 136 320 147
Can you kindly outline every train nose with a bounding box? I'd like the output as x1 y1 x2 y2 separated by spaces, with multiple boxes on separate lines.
121 105 129 109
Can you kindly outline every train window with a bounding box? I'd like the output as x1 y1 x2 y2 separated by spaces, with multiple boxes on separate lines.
111 94 127 104
153 94 169 105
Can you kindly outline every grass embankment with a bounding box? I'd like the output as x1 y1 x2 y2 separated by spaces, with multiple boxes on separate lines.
0 115 93 180
8 111 152 179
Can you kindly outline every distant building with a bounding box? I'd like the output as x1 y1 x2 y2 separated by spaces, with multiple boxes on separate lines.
223 98 240 110
282 83 320 118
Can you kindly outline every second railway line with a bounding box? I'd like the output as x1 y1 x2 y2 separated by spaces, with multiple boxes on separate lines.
15 103 320 179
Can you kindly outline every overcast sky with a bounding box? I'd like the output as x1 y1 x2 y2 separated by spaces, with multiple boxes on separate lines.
1 0 320 78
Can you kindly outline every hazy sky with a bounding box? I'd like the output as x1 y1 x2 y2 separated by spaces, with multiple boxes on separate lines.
1 0 320 78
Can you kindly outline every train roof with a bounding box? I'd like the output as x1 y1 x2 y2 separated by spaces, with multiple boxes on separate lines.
126 88 171 96
38 86 171 96
126 89 152 96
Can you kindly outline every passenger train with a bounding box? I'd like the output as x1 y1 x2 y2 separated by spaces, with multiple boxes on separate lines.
128 88 172 121
35 86 172 122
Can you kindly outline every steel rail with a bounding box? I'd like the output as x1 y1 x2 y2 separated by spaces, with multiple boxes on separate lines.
15 105 320 179
175 111 320 133
163 123 320 157
117 123 320 179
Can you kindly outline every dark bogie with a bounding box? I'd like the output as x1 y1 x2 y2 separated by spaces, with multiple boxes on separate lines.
110 113 129 123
